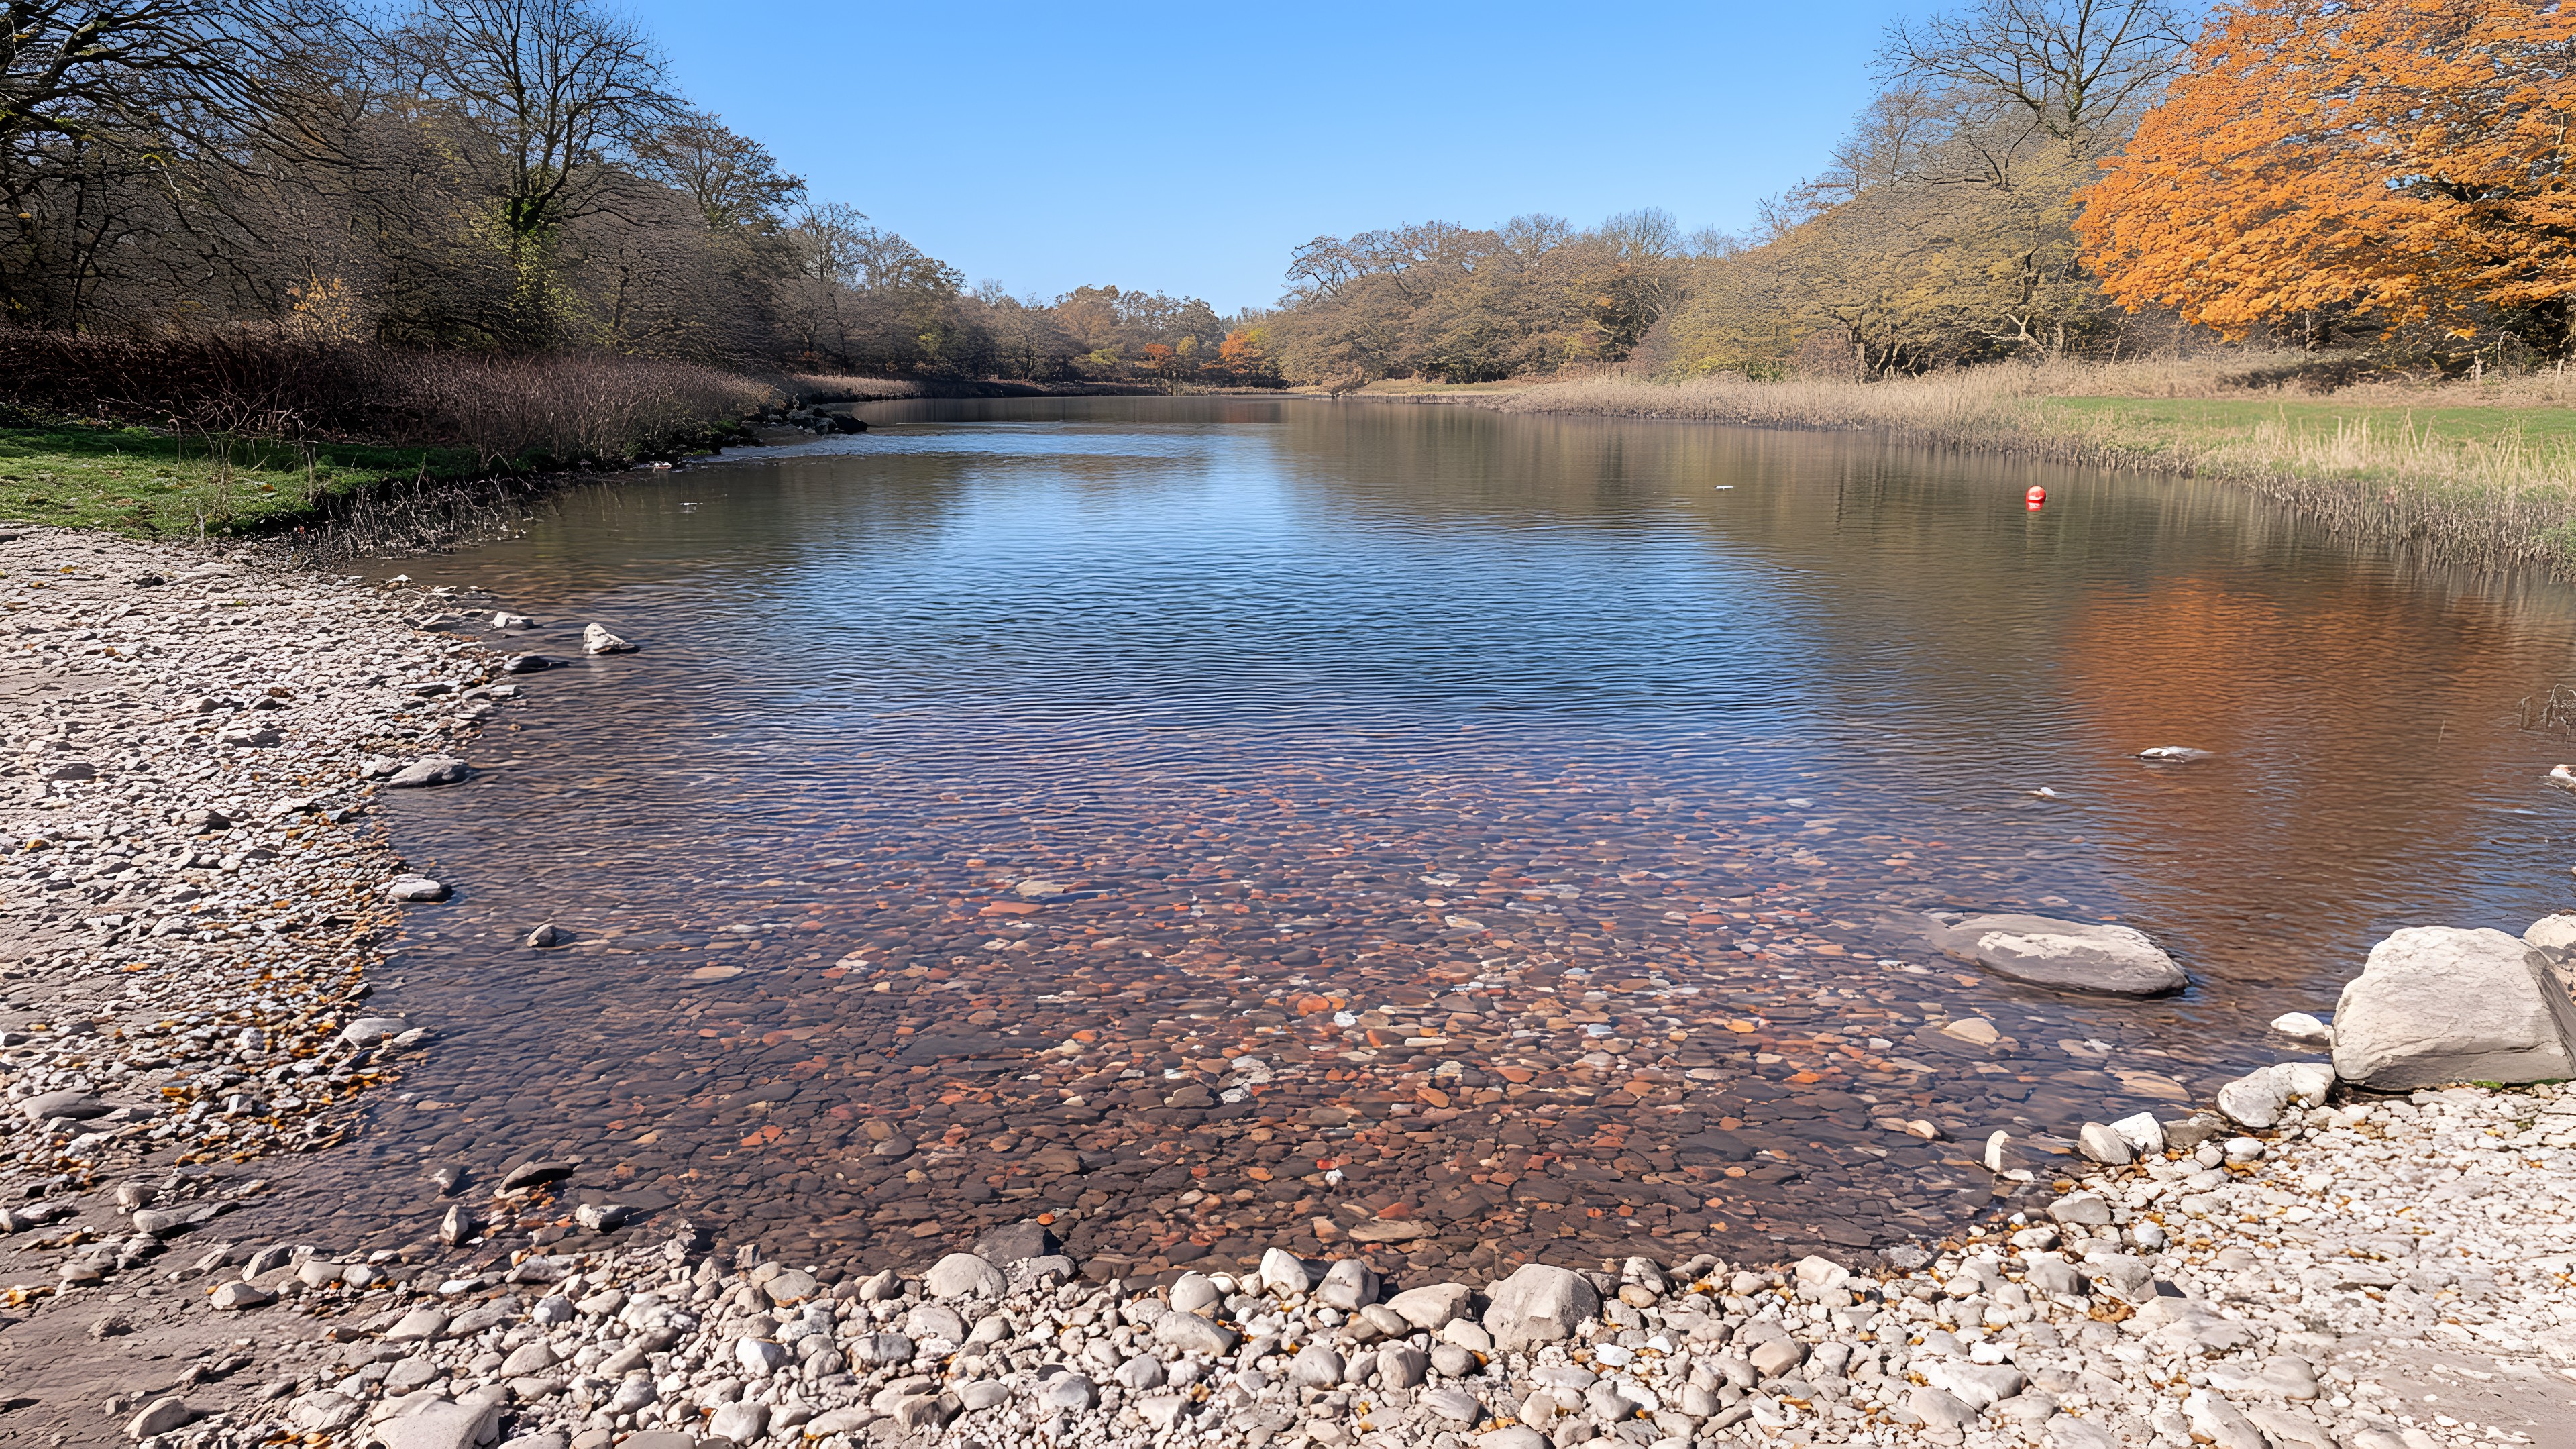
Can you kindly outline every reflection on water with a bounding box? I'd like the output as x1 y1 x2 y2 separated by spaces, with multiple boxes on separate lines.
301 398 2576 1275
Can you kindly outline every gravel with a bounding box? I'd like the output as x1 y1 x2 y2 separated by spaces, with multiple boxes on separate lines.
5 530 2574 1449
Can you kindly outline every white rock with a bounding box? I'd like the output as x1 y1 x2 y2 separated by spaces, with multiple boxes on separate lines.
126 1395 194 1439
922 1251 1005 1299
2077 1122 2134 1165
385 756 467 788
1256 1247 1316 1295
2526 911 2576 953
581 623 636 655
374 1400 499 1449
385 875 449 903
2183 1387 2267 1449
2334 926 2576 1088
1792 1254 1849 1289
1385 1281 1473 1330
1317 1256 1379 1309
1924 1360 2025 1409
1419 1386 1484 1424
1151 1309 1237 1356
1287 1343 1343 1387
1169 1272 1221 1313
2216 1066 2294 1128
1481 1263 1599 1350
703 1399 767 1444
2269 1011 2332 1043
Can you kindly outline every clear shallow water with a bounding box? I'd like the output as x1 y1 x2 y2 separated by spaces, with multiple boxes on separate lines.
297 398 2576 1275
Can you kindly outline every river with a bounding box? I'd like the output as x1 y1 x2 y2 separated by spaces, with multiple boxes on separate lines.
303 397 2576 1277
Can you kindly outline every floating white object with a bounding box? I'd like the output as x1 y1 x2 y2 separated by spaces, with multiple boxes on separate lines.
2137 745 2212 761
2029 786 2061 799
2549 763 2576 786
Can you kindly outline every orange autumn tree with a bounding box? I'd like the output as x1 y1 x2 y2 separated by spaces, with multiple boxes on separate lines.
2076 0 2576 355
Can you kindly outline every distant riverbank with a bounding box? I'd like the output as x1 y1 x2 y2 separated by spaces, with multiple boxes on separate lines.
1311 360 2576 577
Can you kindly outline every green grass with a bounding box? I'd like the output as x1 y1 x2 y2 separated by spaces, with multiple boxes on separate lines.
0 421 483 537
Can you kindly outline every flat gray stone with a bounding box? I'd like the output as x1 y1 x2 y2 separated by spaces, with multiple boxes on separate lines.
2334 926 2576 1088
970 1220 1059 1263
208 1280 272 1310
1386 1281 1473 1330
19 1089 109 1122
761 1268 816 1305
1941 914 2188 995
385 757 467 788
1151 1310 1238 1356
372 1401 498 1449
341 1017 408 1046
1420 1386 1483 1424
1907 1385 1979 1427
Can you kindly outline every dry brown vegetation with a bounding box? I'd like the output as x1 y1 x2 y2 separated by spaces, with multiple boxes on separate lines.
1501 359 2576 572
0 333 775 467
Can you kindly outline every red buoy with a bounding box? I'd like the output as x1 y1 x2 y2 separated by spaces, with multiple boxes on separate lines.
2025 486 2047 504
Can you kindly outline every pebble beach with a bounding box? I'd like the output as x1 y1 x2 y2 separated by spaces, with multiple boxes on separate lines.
1 527 2573 1449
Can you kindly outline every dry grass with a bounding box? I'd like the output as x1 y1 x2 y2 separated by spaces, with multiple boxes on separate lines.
0 332 777 467
0 332 790 545
1503 358 2576 573
782 374 930 403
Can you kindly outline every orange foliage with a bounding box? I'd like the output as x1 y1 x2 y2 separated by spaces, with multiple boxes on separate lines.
2077 0 2576 347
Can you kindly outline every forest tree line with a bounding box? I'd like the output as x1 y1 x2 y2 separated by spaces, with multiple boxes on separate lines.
1258 0 2576 386
0 0 1273 388
10 0 2564 397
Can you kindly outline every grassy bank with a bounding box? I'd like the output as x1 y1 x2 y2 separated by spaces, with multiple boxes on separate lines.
0 417 486 536
0 337 809 545
1490 358 2576 573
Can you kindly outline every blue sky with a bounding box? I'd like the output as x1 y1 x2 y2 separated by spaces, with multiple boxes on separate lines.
620 1 1918 315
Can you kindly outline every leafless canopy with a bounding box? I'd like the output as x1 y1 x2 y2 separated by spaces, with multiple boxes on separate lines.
1877 0 2194 149
396 0 680 240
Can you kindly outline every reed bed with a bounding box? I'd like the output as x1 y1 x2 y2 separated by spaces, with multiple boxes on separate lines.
1503 362 2576 574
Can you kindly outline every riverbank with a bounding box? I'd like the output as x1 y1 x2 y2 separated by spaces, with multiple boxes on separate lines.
0 531 2555 1444
4 525 2574 1449
76 1063 2576 1449
0 527 508 1442
1344 360 2576 576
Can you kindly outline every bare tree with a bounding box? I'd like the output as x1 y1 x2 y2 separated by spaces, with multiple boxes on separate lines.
635 109 804 231
1 0 354 327
395 0 677 339
1877 0 2193 151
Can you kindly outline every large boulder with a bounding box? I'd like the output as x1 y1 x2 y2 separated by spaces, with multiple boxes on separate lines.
1939 914 2188 996
1481 1263 1599 1350
2334 927 2576 1089
922 1252 1004 1300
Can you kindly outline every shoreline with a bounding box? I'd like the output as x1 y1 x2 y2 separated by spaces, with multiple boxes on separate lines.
0 531 2571 1449
1293 372 2576 579
0 527 507 1443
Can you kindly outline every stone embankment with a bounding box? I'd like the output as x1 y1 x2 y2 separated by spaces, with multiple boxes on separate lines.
3 529 2575 1449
